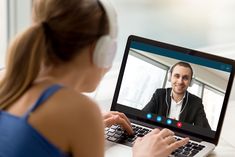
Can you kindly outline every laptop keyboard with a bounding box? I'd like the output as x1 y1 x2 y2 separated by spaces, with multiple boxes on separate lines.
105 124 205 157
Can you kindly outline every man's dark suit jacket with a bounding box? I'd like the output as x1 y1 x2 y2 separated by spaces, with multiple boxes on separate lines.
143 88 211 129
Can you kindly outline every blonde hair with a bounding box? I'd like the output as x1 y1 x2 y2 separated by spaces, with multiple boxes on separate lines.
0 0 108 109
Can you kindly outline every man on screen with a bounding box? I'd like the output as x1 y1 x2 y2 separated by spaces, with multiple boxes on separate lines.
143 62 211 129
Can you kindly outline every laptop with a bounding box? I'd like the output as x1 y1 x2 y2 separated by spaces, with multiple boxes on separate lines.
105 35 235 157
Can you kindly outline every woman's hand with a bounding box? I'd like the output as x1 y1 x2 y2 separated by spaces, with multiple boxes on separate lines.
103 112 189 157
103 111 133 135
133 128 189 157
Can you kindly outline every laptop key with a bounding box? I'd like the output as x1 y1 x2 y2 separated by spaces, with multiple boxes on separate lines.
138 129 145 134
143 128 150 131
192 145 203 151
198 144 205 148
115 130 123 135
108 128 116 133
184 147 192 152
107 132 115 136
113 134 121 138
190 149 199 155
174 152 188 157
110 125 119 129
107 136 117 142
182 150 190 155
136 133 145 137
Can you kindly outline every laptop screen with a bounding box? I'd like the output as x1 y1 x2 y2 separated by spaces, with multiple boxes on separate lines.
111 35 235 145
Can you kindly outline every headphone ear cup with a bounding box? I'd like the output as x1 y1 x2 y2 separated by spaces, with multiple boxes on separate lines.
167 72 171 82
93 35 117 68
189 78 194 87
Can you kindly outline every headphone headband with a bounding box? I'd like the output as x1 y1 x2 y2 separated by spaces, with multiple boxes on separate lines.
93 0 118 68
99 0 117 38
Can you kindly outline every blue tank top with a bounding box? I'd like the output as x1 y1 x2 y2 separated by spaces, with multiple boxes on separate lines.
0 85 71 157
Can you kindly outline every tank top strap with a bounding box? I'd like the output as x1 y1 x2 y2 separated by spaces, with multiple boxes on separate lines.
22 84 63 120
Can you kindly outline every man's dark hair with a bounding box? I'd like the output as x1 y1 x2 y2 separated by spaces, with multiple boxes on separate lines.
170 62 193 79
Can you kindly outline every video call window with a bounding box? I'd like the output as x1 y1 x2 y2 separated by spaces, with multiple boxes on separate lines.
117 48 230 131
118 50 168 109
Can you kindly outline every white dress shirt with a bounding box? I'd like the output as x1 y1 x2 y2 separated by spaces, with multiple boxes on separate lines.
168 92 185 120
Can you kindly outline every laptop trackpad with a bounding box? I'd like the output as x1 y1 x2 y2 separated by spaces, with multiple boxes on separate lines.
105 141 132 157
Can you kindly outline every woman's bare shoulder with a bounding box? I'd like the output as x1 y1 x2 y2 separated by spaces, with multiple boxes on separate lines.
52 88 104 156
53 88 100 114
46 87 102 124
30 87 104 156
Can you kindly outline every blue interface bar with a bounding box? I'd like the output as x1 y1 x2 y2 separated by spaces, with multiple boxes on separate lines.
130 41 232 72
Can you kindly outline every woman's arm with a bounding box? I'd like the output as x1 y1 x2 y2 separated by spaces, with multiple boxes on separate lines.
68 94 105 157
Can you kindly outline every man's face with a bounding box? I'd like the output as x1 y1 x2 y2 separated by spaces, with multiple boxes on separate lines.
170 65 192 95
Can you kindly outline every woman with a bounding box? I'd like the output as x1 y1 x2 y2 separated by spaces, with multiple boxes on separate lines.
0 0 188 157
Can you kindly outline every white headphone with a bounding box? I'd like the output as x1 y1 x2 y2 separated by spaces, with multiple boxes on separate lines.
165 88 189 117
93 0 118 68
